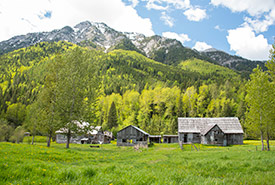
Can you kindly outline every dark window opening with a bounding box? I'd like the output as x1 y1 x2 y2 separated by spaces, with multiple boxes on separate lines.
184 135 188 142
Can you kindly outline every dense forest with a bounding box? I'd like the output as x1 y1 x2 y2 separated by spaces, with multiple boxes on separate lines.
0 41 274 149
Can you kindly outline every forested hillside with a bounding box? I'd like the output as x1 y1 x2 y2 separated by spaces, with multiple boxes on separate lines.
0 40 251 144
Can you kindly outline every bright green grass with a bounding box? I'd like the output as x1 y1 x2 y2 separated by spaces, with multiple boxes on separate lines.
1 141 275 185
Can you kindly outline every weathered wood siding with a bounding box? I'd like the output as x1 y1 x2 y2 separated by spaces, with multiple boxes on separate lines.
56 134 83 144
203 125 224 146
178 133 201 143
163 136 178 143
227 134 243 145
149 137 161 143
117 126 148 146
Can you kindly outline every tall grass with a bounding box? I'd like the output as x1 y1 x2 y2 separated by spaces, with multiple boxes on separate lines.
0 141 275 184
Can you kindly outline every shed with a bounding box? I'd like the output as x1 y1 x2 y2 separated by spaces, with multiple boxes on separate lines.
163 135 178 143
117 125 149 147
149 135 161 143
178 117 243 146
55 121 112 144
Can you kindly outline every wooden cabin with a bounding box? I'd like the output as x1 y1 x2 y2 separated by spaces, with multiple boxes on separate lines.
55 121 112 144
178 117 243 146
117 125 149 147
163 135 178 143
149 135 161 143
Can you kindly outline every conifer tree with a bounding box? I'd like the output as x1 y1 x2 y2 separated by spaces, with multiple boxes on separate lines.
107 101 118 129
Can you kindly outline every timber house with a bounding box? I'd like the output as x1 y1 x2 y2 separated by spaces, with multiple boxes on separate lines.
178 117 243 146
117 125 149 147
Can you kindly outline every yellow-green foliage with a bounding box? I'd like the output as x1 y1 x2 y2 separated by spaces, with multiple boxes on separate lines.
179 58 240 80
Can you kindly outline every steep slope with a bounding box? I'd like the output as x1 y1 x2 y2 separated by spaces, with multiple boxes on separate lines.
201 48 266 72
0 20 264 73
0 41 243 112
0 21 128 55
179 58 240 83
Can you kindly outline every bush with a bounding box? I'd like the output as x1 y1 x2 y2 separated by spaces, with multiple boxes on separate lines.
10 126 25 143
0 119 14 141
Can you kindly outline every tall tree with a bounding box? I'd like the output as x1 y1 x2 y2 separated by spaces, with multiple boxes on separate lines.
55 47 98 148
245 66 272 151
107 101 118 129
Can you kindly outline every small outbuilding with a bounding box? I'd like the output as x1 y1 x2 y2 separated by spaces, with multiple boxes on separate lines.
149 135 162 143
55 121 112 144
163 135 178 143
178 117 243 146
117 125 149 147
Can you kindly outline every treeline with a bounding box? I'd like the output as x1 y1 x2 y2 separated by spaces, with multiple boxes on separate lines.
96 82 246 136
1 41 274 149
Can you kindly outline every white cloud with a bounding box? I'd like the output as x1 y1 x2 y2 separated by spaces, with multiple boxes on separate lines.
162 31 190 44
211 0 275 16
226 26 272 60
0 0 154 42
183 7 207 22
160 12 174 27
144 0 190 10
211 0 275 33
128 0 139 7
243 10 275 33
193 41 212 51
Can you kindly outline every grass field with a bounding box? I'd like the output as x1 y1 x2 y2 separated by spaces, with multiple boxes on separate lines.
1 140 275 185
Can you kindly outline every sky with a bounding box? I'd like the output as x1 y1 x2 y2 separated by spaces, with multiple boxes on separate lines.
0 0 275 61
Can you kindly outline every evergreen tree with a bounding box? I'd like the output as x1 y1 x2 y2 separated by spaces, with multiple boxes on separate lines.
107 101 118 129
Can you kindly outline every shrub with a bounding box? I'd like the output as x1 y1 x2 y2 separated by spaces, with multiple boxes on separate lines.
10 126 25 143
0 118 14 141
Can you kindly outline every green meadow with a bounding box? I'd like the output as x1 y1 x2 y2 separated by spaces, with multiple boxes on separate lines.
1 140 275 185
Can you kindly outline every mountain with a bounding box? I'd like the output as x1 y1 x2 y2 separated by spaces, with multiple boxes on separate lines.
201 48 266 72
0 21 265 73
0 41 242 112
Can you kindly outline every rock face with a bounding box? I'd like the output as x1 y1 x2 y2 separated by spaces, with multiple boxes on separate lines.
201 49 265 72
0 20 265 72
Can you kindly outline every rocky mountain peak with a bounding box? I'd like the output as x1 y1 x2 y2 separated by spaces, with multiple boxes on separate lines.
0 20 265 72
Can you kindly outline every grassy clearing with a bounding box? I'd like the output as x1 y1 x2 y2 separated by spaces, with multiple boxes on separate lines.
0 141 275 185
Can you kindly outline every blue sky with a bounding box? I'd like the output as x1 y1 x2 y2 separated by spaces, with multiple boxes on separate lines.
0 0 274 60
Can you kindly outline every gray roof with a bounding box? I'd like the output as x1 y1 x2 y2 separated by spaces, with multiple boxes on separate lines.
149 135 161 138
163 135 178 137
118 125 150 136
178 117 243 134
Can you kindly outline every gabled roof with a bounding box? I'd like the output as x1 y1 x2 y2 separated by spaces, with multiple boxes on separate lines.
201 124 224 136
118 125 149 136
178 117 243 134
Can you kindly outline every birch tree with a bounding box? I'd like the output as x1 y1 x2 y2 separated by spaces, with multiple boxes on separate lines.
245 66 272 151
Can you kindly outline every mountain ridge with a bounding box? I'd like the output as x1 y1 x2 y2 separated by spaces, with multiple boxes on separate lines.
0 20 265 72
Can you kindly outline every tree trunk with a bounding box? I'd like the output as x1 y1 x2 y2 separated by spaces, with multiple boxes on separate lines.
266 130 270 151
31 135 35 145
260 130 264 151
66 129 71 148
47 133 52 147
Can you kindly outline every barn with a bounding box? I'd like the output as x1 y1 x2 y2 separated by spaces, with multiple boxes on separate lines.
117 125 149 147
178 117 243 146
